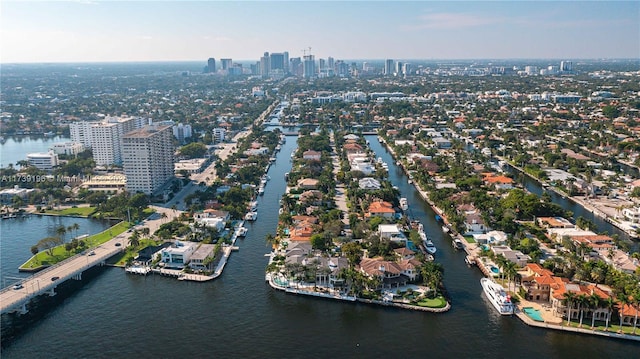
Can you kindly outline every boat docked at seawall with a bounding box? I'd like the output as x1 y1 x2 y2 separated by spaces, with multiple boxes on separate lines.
452 238 464 250
236 226 248 237
399 198 409 211
480 278 514 315
245 211 258 221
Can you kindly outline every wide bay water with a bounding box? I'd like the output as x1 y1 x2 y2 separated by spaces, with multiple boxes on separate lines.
1 135 637 357
0 136 70 169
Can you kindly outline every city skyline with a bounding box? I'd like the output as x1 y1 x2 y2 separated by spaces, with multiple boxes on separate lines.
1 1 639 63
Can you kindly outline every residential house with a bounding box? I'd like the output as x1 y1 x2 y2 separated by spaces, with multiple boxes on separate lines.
358 257 421 289
297 178 319 190
472 230 508 245
491 245 531 267
299 190 324 206
160 241 197 269
378 224 406 243
483 174 514 190
537 217 575 229
189 244 217 272
366 201 395 218
359 177 381 190
302 150 322 161
550 281 613 322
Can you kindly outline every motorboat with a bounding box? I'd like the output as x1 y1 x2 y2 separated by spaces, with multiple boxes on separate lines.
236 227 248 237
423 239 437 255
245 212 258 221
452 238 464 250
441 225 450 233
399 198 409 211
481 278 514 315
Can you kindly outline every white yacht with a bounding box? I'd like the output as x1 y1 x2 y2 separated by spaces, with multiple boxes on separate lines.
245 212 258 221
236 227 248 237
399 198 409 211
480 278 514 315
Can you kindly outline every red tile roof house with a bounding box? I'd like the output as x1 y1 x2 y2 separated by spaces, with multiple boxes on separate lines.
365 201 395 218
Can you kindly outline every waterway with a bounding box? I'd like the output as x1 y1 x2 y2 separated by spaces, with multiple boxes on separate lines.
1 135 637 357
503 164 638 251
0 136 70 169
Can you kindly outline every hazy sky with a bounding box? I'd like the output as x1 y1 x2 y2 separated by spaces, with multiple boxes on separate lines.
1 1 639 63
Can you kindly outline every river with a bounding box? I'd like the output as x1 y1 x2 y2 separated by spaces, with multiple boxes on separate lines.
1 135 637 357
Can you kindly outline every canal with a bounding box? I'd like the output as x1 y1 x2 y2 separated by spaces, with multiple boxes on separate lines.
1 135 637 357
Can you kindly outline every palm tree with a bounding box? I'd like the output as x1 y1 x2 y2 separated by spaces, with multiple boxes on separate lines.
617 293 631 333
129 230 141 248
56 225 67 242
562 291 577 324
603 297 615 331
71 223 80 239
632 291 640 335
161 212 168 223
590 293 601 329
577 294 588 328
504 261 518 293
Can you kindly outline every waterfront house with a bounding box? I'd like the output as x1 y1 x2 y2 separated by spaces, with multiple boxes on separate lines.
536 217 575 229
299 190 324 206
160 241 197 269
491 246 531 267
378 224 407 244
188 244 216 272
621 206 640 224
0 186 35 204
366 201 395 218
358 257 420 289
472 230 508 245
394 247 416 260
463 211 489 235
618 302 640 327
550 281 613 322
483 174 514 191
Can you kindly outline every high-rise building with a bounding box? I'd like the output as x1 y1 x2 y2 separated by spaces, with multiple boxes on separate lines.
207 58 216 73
122 124 174 195
319 58 326 71
270 52 285 71
560 60 573 72
172 123 192 144
327 57 335 71
220 58 233 71
69 121 94 148
260 52 270 77
395 61 403 76
402 63 412 76
71 116 145 166
283 51 289 73
290 57 302 77
303 55 316 78
384 59 394 75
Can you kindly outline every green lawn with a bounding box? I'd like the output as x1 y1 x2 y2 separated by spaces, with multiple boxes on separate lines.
19 221 131 270
464 236 476 243
563 320 640 336
45 207 97 217
417 296 447 308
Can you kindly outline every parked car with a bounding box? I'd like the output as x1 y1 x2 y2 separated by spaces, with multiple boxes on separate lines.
88 251 96 256
51 276 60 281
115 243 122 247
12 283 23 290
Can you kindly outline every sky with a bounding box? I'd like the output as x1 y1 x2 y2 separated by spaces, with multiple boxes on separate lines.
1 1 639 63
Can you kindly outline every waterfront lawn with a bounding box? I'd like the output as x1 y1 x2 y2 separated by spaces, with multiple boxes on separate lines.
563 320 639 336
416 296 447 308
464 236 476 244
109 238 163 266
45 206 97 217
19 221 131 270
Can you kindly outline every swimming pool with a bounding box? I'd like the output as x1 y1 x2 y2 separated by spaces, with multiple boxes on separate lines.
490 266 500 274
523 307 544 322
